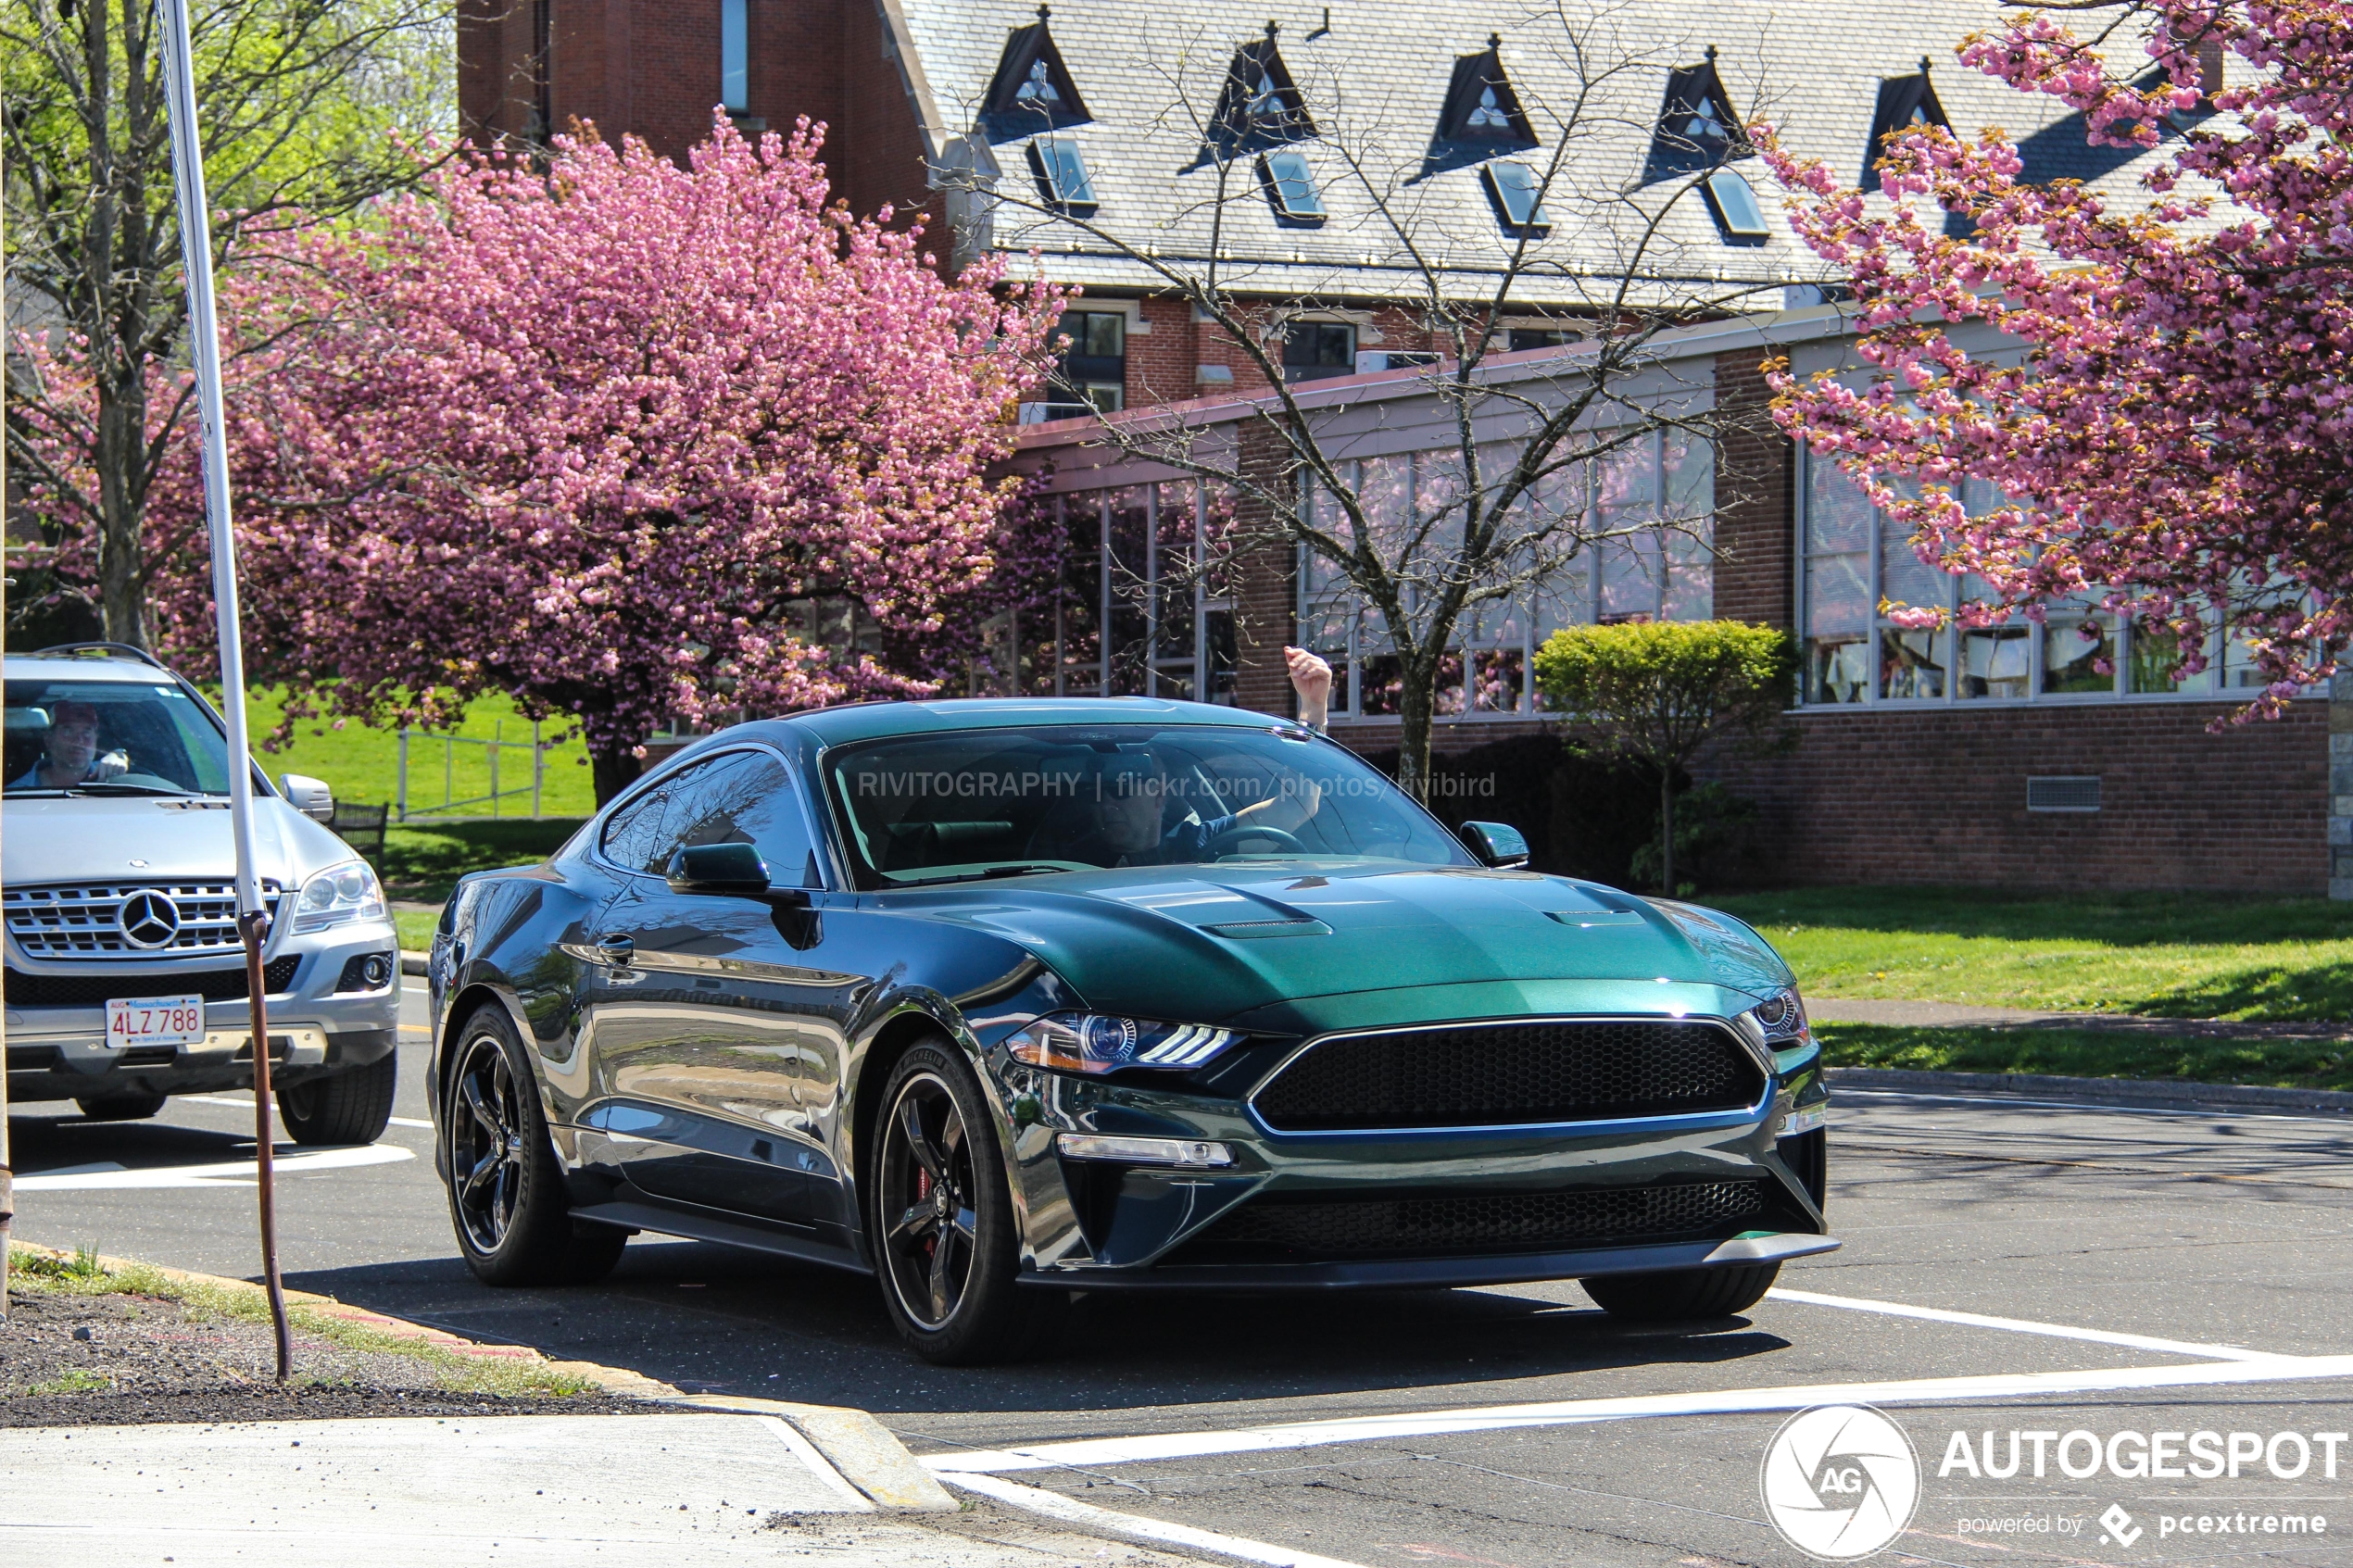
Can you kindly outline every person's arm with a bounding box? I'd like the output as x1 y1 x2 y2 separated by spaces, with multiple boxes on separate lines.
1284 646 1332 733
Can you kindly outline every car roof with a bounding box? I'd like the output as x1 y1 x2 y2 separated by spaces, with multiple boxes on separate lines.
3 651 183 684
736 696 1303 750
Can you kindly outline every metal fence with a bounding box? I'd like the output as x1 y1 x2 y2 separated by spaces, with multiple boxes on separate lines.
396 721 558 821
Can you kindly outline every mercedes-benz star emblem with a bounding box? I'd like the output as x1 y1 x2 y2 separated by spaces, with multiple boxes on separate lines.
118 890 182 949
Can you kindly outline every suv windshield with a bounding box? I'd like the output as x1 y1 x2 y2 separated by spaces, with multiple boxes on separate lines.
3 678 233 797
825 723 1475 886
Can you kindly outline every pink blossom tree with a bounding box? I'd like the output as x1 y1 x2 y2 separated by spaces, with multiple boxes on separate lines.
1757 1 2353 710
20 115 1062 801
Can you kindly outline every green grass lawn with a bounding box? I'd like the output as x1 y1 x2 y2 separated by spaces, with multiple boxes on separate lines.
1708 886 2353 1022
236 686 598 819
1815 1022 2353 1093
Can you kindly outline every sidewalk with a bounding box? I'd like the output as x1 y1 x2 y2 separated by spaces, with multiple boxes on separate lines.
1806 997 2353 1039
0 1411 1195 1567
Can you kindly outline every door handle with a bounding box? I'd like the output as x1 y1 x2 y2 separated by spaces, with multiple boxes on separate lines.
596 933 635 967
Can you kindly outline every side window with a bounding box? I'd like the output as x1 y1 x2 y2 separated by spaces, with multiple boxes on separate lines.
604 749 818 885
599 755 729 875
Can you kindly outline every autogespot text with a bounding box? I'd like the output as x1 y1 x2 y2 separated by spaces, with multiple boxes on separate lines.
1939 1428 2351 1480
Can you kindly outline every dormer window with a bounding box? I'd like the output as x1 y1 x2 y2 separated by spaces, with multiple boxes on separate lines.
982 6 1092 144
1861 60 1949 191
1030 137 1098 213
1438 35 1536 149
1642 47 1747 184
1703 168 1770 237
1212 24 1315 154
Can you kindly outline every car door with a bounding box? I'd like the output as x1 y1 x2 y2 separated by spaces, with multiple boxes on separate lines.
574 746 861 1235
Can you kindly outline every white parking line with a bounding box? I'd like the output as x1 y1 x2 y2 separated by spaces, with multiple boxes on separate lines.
944 1471 1373 1568
15 1142 414 1190
177 1093 432 1130
919 1354 2353 1476
1765 1287 2275 1361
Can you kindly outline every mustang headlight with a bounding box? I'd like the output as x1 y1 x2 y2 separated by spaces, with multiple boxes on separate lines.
291 858 388 935
1005 1011 1241 1074
1742 985 1811 1048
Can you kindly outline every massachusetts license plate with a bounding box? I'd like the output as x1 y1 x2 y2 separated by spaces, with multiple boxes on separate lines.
106 995 206 1049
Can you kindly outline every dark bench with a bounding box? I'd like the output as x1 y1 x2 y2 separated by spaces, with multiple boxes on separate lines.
329 801 391 861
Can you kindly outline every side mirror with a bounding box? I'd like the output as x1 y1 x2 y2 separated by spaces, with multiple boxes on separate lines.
1458 821 1530 870
666 842 772 896
280 773 334 823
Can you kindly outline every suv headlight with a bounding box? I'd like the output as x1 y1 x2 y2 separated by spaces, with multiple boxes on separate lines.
1741 985 1811 1049
1006 1011 1241 1074
291 859 388 935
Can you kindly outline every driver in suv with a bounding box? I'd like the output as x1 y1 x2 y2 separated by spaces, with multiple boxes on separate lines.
2 645 401 1140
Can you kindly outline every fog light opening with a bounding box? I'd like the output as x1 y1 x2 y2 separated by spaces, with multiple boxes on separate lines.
1057 1133 1235 1169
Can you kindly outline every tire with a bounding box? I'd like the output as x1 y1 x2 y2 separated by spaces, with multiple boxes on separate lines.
443 1003 625 1287
868 1038 1060 1365
278 1053 397 1146
76 1093 167 1123
1581 1261 1781 1322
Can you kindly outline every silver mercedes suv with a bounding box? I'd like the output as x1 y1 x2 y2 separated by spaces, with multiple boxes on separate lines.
3 645 401 1142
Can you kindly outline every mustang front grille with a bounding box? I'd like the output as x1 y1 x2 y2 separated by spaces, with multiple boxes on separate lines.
3 956 303 1007
5 881 283 960
1251 1019 1768 1133
1170 1180 1770 1264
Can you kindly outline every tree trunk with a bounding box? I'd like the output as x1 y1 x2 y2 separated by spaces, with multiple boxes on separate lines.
1395 680 1434 805
94 367 152 649
591 743 643 808
1658 764 1675 897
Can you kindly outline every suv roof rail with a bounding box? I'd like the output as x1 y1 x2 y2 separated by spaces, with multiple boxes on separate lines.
26 641 172 671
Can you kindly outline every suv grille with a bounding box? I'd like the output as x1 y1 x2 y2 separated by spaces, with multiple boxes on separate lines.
5 881 283 960
4 956 303 1007
1170 1181 1770 1264
1252 1020 1767 1133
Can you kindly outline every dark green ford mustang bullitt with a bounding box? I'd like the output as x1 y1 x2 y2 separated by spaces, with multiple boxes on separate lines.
429 699 1832 1363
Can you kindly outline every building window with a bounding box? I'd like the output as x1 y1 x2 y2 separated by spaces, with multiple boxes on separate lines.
1437 38 1536 150
1261 148 1326 222
1795 448 2304 708
721 0 749 114
1029 137 1098 213
1019 483 1238 704
1703 169 1770 237
1482 160 1551 234
1045 309 1125 418
1506 326 1581 352
1301 431 1713 721
1861 65 1949 191
1282 320 1356 382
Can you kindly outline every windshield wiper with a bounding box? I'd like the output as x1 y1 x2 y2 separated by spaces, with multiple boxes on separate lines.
66 782 197 797
904 863 1072 886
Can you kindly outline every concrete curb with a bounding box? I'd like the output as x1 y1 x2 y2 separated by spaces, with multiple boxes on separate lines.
6 1241 677 1394
664 1395 960 1512
1826 1065 2353 1115
6 1242 956 1513
400 949 429 977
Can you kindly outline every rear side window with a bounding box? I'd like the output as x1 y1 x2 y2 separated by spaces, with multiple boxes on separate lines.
599 750 819 885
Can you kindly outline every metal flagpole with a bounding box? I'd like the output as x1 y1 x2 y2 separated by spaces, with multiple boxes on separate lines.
157 0 291 1378
1 147 13 1324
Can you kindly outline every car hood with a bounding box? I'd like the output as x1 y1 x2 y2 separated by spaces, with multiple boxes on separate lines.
0 796 349 887
888 862 1794 1027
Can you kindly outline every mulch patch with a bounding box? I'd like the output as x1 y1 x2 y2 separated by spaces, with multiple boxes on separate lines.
1 1286 650 1428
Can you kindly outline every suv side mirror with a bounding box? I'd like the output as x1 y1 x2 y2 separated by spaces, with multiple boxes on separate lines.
1458 821 1530 870
666 841 772 896
280 773 334 822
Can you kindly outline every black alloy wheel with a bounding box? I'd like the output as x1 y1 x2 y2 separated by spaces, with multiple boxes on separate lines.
449 1031 527 1256
878 1068 982 1330
442 1004 624 1286
869 1039 1061 1364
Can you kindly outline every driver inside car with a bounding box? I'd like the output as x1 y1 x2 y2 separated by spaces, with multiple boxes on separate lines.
1080 746 1323 868
10 699 129 789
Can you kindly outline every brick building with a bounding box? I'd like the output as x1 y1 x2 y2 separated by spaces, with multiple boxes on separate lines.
460 4 2334 894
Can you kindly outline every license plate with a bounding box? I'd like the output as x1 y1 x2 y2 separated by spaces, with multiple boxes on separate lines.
105 995 206 1049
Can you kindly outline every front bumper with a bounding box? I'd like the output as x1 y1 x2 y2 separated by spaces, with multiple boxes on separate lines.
3 924 401 1103
990 1036 1833 1291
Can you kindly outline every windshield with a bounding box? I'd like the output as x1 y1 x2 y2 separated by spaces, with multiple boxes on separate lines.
3 679 233 797
825 723 1476 886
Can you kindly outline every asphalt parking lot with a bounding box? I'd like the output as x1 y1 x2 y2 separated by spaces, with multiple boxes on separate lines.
12 976 2353 1568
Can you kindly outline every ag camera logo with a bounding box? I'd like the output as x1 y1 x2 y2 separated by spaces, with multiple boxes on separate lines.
1762 1405 1923 1560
